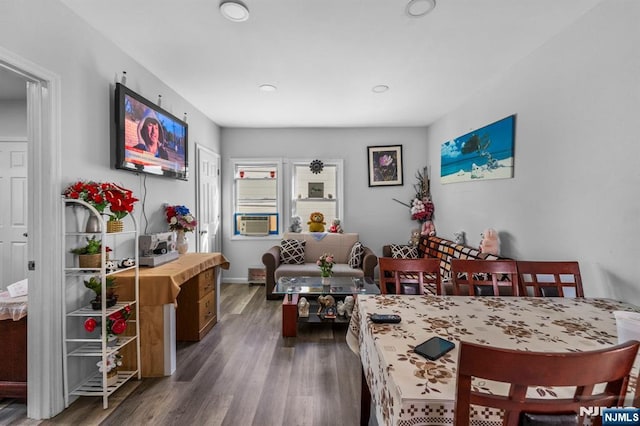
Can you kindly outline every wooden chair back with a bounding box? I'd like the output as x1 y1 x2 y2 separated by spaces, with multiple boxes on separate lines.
516 261 584 297
378 257 441 295
450 259 519 296
455 340 640 426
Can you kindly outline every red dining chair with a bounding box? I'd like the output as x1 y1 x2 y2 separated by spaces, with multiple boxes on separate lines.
378 257 442 295
455 340 640 426
450 259 519 296
516 261 584 297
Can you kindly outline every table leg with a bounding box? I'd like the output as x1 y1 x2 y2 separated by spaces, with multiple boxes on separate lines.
361 367 371 426
282 293 299 337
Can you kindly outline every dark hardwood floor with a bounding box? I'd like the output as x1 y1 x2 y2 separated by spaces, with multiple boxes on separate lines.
0 283 363 425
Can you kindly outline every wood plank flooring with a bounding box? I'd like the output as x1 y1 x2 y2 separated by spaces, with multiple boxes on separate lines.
0 283 363 425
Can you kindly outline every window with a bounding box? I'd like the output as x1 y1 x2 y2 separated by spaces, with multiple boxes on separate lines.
232 159 282 237
290 159 343 229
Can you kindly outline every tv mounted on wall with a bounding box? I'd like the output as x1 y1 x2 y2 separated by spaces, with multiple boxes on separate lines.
114 83 188 180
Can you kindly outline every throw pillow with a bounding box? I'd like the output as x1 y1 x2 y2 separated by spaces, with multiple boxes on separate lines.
348 241 364 268
390 244 419 259
280 239 306 264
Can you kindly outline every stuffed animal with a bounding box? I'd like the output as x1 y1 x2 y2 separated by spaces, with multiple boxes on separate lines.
328 218 343 233
119 257 136 268
105 260 117 273
336 300 346 317
421 220 436 237
408 229 421 247
289 216 303 233
307 212 326 232
454 230 466 246
480 228 500 256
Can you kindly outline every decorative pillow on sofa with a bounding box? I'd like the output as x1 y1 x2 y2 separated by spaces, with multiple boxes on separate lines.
348 241 364 268
390 244 419 259
280 239 306 264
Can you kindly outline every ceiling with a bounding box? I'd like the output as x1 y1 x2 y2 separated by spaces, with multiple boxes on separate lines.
28 1 608 127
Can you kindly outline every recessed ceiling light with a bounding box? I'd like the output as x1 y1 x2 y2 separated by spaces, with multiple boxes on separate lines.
259 84 277 92
220 1 250 22
372 85 389 93
405 0 436 18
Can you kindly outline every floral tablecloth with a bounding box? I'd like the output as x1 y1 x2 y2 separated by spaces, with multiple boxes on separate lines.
346 295 640 426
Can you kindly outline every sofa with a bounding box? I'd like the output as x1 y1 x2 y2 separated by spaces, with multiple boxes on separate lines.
382 235 507 295
262 232 377 299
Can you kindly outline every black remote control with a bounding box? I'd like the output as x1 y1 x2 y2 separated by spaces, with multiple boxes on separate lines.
370 313 401 324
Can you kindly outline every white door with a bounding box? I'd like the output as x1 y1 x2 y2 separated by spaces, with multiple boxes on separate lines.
196 144 221 253
0 138 28 289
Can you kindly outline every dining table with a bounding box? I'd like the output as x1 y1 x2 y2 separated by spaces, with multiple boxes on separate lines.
346 295 640 426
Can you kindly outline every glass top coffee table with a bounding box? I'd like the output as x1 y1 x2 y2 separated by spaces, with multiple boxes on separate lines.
274 276 380 337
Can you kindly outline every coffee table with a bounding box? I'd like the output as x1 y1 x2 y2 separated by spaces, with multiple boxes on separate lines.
273 276 379 337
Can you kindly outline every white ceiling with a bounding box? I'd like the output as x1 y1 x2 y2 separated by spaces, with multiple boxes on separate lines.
44 1 608 127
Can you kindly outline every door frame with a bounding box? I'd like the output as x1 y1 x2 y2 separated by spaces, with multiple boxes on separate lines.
0 47 63 419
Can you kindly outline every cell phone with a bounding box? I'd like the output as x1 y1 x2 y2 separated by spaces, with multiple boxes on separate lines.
414 336 455 361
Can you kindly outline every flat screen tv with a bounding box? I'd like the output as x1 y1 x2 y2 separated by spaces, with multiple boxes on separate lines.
114 83 188 180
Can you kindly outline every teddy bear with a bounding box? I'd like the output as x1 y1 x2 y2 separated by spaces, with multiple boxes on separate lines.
289 216 303 233
307 212 326 232
105 260 117 273
328 218 343 233
421 220 436 237
119 257 136 268
479 228 500 256
408 229 421 247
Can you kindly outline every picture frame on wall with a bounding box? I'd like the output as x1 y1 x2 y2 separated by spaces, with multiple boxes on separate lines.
367 145 403 187
440 115 516 184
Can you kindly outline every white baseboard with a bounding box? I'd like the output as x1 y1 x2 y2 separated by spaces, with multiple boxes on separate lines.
223 277 251 284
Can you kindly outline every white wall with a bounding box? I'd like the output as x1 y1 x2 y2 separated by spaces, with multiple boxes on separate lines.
0 100 27 136
0 0 221 236
427 0 640 303
221 127 430 281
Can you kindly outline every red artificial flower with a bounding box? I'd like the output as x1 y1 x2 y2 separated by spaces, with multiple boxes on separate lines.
84 317 97 333
110 319 127 335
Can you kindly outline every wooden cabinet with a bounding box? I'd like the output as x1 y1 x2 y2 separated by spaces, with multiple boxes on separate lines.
176 267 217 341
0 317 27 399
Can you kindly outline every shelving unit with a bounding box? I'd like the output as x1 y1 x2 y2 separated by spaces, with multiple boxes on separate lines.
62 198 140 409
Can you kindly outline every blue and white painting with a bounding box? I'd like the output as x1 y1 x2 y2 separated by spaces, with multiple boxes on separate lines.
441 115 515 184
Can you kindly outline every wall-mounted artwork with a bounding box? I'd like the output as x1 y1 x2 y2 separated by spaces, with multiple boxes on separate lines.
441 115 515 184
367 145 403 187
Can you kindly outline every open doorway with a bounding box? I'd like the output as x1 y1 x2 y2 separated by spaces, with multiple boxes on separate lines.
0 47 63 420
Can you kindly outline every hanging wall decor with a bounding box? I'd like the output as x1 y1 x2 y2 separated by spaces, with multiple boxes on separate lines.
367 145 403 187
440 115 516 184
310 159 324 174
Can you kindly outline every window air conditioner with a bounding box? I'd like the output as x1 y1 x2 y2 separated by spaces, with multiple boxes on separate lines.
239 215 270 236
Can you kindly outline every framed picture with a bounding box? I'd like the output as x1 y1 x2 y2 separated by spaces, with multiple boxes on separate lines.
441 115 515 184
308 182 324 198
367 145 403 187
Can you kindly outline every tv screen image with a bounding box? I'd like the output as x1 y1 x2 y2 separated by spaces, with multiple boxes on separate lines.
115 83 188 180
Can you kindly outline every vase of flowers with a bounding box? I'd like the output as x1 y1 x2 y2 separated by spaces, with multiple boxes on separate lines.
96 351 123 386
393 168 436 235
63 181 139 233
317 253 335 284
165 205 198 254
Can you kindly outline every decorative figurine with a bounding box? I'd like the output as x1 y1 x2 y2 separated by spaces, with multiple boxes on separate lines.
317 295 336 314
343 296 355 317
298 297 309 318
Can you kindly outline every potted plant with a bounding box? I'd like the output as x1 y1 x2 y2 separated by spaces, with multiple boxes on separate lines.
71 236 107 268
84 275 118 309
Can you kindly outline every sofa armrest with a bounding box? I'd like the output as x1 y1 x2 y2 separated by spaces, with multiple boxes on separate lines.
361 246 378 279
262 245 281 300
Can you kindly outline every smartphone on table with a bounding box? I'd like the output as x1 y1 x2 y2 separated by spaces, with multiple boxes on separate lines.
414 336 455 361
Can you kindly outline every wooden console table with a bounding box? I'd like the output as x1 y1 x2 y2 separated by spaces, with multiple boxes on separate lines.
116 253 229 377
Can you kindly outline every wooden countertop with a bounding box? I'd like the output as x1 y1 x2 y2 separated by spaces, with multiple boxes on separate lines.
115 253 230 306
